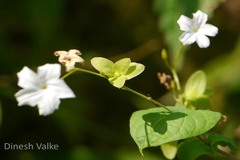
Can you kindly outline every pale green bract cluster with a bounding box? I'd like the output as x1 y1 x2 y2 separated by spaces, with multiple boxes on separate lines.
91 57 145 88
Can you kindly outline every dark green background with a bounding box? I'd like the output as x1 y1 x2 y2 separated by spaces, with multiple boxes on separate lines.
0 0 239 159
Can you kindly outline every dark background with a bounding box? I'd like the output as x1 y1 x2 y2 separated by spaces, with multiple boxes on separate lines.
0 0 240 159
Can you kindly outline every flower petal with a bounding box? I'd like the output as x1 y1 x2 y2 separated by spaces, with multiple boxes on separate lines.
193 10 208 27
177 15 193 31
179 32 197 46
37 90 60 116
196 34 210 48
15 89 43 106
47 79 76 99
17 66 40 89
199 24 218 37
37 64 61 81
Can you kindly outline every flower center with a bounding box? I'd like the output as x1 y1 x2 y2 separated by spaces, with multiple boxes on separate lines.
41 84 47 90
192 25 199 32
114 71 121 77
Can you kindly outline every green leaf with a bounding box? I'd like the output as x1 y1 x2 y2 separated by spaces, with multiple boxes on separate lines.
129 107 221 154
125 63 145 80
177 139 212 160
161 141 178 160
91 57 114 77
185 70 207 100
113 58 131 75
208 134 238 153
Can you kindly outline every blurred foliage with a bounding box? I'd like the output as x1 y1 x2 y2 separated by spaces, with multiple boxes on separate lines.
0 0 240 159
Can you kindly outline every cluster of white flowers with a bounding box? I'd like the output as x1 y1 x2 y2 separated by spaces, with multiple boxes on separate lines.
15 10 218 116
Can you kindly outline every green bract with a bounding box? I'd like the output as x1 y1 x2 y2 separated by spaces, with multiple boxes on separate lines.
184 70 206 100
129 107 221 155
91 57 145 88
160 141 178 159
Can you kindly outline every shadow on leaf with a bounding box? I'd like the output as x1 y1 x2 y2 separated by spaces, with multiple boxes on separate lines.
142 112 187 134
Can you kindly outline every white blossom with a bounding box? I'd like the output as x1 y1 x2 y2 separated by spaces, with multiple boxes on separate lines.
177 10 218 48
15 63 76 116
54 49 84 72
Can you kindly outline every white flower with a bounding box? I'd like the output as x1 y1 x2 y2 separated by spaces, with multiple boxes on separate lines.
177 10 218 48
54 49 84 72
15 63 76 116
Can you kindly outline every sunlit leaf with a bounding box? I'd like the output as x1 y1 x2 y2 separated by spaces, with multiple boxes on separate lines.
161 141 178 160
177 139 212 160
185 70 206 100
129 107 221 154
125 63 145 80
91 57 114 77
208 134 238 152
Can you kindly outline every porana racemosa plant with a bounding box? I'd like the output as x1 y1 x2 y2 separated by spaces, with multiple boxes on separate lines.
15 10 238 160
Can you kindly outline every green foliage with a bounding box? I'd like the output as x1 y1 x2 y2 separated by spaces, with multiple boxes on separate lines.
91 57 145 88
208 134 238 153
177 139 212 160
177 134 238 160
129 107 221 154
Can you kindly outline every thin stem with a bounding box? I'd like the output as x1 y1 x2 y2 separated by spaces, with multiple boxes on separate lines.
171 68 181 92
74 68 103 78
162 47 182 93
61 67 103 79
173 42 184 69
61 68 77 79
61 67 172 112
122 86 173 112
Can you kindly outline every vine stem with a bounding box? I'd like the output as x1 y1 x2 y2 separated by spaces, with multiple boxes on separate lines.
121 86 172 112
162 47 182 93
173 43 184 69
61 67 172 112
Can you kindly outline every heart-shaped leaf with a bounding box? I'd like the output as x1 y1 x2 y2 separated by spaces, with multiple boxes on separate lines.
130 107 221 154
